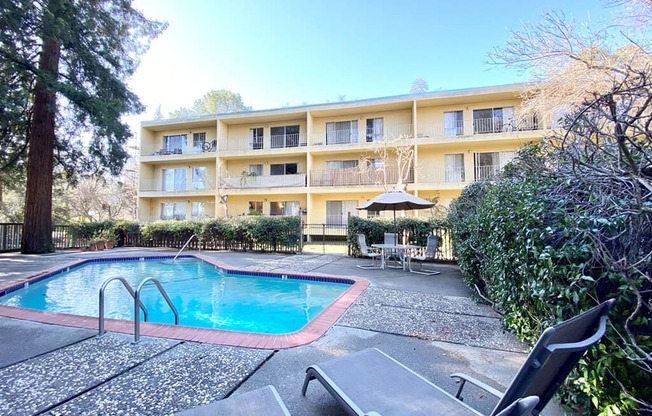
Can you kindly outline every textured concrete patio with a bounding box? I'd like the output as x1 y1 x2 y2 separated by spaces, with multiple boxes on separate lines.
0 248 564 415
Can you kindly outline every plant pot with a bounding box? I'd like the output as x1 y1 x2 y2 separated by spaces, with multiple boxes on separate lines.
105 241 114 249
96 241 106 250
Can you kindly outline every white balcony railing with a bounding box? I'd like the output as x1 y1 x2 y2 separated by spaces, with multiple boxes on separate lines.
310 124 414 146
416 165 499 183
473 117 540 134
310 167 414 187
138 180 213 193
220 174 306 189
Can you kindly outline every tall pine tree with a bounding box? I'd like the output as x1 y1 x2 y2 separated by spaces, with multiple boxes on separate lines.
0 0 166 253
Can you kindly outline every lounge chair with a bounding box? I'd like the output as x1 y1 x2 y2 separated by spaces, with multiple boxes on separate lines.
357 234 382 269
175 385 291 416
302 299 614 416
407 235 441 275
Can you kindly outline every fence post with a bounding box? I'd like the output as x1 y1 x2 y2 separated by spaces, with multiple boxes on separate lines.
299 215 303 253
322 224 326 254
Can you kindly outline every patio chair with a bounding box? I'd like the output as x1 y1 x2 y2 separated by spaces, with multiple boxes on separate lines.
406 235 441 275
357 234 382 269
383 232 401 267
301 299 615 416
175 385 291 416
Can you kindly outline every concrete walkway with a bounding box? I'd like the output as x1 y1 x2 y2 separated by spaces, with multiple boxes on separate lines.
0 248 564 415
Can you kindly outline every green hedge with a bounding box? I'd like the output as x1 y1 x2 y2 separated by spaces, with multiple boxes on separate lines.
140 216 300 253
448 150 651 415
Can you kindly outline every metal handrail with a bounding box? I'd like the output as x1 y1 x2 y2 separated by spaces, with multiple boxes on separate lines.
173 234 196 261
133 277 179 343
98 277 148 337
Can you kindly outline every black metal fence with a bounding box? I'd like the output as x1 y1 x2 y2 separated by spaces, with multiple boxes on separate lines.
301 224 349 253
1 221 455 261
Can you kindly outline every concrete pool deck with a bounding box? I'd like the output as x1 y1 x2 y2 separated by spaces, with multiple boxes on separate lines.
0 248 566 415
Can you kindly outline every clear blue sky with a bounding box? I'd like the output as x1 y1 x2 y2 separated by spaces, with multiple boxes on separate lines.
128 0 615 119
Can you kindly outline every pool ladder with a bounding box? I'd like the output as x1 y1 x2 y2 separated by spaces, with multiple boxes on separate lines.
98 276 179 343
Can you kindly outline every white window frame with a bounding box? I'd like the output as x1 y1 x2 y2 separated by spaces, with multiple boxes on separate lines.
444 111 464 136
249 127 264 150
160 202 186 220
191 202 206 220
365 118 384 142
326 120 358 145
444 154 465 182
192 167 206 190
192 132 206 153
162 168 186 192
163 134 187 154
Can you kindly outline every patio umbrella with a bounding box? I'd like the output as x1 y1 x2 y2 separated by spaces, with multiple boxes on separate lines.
357 190 434 235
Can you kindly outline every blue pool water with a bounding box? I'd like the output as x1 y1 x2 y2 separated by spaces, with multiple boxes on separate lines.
0 257 351 334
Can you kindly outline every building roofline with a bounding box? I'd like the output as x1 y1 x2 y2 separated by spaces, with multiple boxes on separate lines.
141 82 530 127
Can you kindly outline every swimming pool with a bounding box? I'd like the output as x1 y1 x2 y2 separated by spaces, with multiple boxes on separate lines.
0 254 368 347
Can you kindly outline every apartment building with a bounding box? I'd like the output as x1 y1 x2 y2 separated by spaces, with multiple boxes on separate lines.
138 83 544 224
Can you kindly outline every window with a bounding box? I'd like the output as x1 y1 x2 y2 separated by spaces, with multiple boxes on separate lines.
191 202 205 220
249 164 263 176
473 107 514 134
248 201 263 215
162 168 186 192
160 202 186 220
474 151 515 180
366 210 382 218
366 158 384 168
366 118 384 142
326 200 358 226
326 120 358 145
270 125 300 148
270 201 300 216
270 163 298 175
444 154 465 182
192 167 206 190
250 128 263 150
192 132 206 153
325 160 358 170
444 111 463 136
163 134 187 154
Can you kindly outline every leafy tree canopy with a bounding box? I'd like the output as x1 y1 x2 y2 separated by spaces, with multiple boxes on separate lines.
169 89 252 118
410 78 429 93
0 0 167 179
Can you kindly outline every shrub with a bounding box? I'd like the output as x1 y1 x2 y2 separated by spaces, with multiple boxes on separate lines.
448 144 652 415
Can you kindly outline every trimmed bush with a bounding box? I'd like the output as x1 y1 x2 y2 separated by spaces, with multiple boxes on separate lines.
448 145 652 415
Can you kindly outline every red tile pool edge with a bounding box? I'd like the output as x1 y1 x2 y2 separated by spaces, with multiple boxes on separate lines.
0 254 370 349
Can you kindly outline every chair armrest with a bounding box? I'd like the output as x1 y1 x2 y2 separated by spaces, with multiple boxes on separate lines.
450 372 504 400
364 412 383 416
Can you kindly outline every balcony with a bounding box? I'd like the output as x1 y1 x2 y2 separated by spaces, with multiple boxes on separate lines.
418 117 541 140
138 180 214 195
416 165 501 185
309 124 414 146
473 165 501 180
473 117 539 134
141 141 218 157
220 174 306 189
310 167 414 187
218 133 307 152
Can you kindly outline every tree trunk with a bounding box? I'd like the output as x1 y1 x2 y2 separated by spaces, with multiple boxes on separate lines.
21 37 62 254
